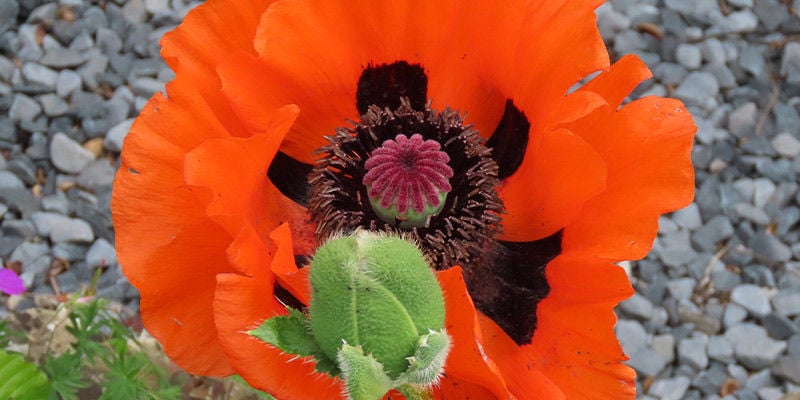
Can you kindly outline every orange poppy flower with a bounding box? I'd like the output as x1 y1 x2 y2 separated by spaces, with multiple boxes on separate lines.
111 0 695 399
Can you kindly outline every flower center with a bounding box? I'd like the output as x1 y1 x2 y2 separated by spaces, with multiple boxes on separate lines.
363 134 453 228
308 99 502 269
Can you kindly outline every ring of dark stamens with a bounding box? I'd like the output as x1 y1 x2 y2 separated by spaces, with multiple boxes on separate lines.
308 98 503 269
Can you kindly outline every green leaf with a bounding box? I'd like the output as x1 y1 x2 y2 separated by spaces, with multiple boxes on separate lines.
0 350 53 400
336 343 393 400
42 353 88 400
248 308 320 357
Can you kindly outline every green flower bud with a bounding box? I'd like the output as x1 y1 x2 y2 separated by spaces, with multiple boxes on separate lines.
309 231 445 379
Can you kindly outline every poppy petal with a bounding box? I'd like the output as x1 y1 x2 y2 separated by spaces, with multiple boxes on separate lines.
509 0 608 124
269 223 312 306
112 78 241 376
499 128 607 242
579 55 652 109
250 0 528 162
160 0 273 138
436 267 513 399
214 225 343 398
183 105 300 240
563 97 696 260
527 256 635 399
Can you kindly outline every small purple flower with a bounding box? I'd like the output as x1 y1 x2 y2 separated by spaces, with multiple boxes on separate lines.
0 268 25 295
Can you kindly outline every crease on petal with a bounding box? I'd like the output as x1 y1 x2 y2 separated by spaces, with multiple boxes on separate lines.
564 97 696 260
183 105 300 240
436 267 515 399
499 128 607 242
269 223 312 305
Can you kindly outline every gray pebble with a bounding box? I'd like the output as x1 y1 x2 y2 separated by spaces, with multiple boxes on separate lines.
725 323 787 370
52 242 88 261
678 333 709 370
37 212 94 243
740 45 767 77
0 170 24 189
56 69 82 98
718 10 759 33
772 292 800 317
648 376 690 400
750 232 792 264
9 93 42 123
39 48 87 69
0 0 19 35
105 118 134 152
38 93 68 117
724 303 749 328
123 0 147 24
762 313 799 340
620 293 655 320
728 102 757 137
753 178 776 208
673 203 702 230
96 27 122 56
708 335 734 362
41 192 69 214
674 71 719 110
130 77 164 97
692 215 734 252
628 345 668 377
676 44 702 69
732 203 771 225
85 238 117 269
21 62 58 89
76 159 115 189
782 42 800 84
49 132 95 174
771 132 800 158
667 278 696 301
731 285 772 317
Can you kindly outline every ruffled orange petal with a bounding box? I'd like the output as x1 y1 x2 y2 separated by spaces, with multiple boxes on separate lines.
527 256 635 400
214 225 343 399
269 223 312 305
183 105 299 240
436 267 564 399
249 0 536 162
499 127 607 242
563 97 696 260
112 78 237 375
436 267 512 399
579 55 652 110
160 0 274 138
507 0 608 124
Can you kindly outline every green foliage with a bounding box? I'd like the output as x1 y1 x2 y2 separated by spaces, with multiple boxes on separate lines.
0 349 53 400
2 297 184 400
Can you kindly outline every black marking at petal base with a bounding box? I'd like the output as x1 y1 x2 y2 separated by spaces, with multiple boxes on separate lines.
486 99 530 181
356 61 428 115
267 151 313 206
273 282 305 311
463 230 562 345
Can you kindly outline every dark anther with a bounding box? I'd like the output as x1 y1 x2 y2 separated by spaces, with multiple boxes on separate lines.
486 99 530 180
462 230 562 345
356 61 428 114
267 151 314 206
273 282 306 310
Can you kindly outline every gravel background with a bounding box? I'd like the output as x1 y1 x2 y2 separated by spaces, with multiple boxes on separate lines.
1 0 799 399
